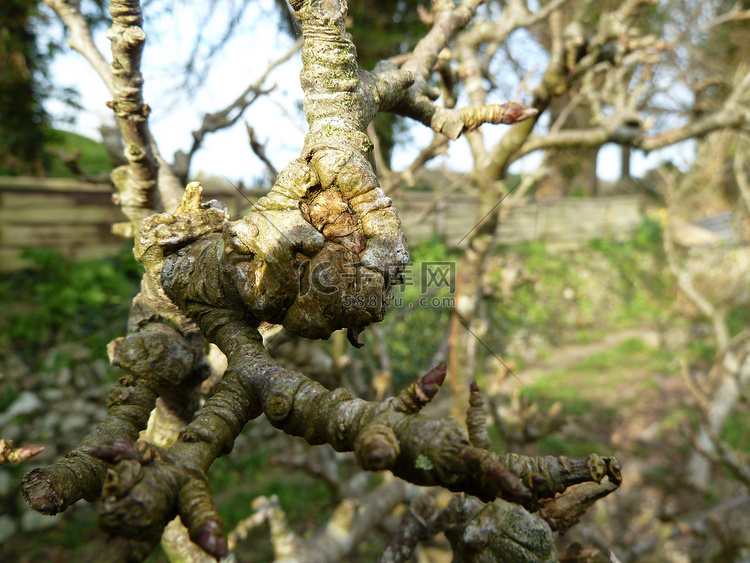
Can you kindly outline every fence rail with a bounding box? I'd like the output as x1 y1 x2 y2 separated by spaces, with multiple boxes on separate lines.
0 177 644 271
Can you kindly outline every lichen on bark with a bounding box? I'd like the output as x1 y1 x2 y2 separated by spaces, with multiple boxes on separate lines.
21 1 622 560
107 0 159 229
21 275 208 516
157 0 413 346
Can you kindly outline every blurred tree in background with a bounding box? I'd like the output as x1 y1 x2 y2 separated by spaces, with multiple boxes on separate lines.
0 0 48 175
0 0 109 175
3 1 750 561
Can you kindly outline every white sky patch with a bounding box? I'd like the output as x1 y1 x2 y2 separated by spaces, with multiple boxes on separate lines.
46 0 306 185
45 0 686 188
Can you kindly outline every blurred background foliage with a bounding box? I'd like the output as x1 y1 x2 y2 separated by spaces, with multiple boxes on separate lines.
0 248 141 367
2 0 750 561
3 218 749 561
0 0 109 176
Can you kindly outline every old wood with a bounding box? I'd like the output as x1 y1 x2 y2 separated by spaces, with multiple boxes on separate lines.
0 177 645 271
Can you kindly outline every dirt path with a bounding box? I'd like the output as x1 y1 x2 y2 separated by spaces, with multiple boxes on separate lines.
520 328 661 380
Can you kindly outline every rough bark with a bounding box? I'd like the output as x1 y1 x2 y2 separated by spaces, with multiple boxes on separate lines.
22 2 623 560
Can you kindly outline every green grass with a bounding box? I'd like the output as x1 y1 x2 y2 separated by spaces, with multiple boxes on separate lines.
576 337 674 373
348 224 674 392
727 306 750 339
498 228 669 351
44 130 113 178
0 385 20 410
0 128 113 178
523 338 676 405
0 248 142 368
6 504 103 562
210 454 335 561
687 340 717 364
514 337 680 457
660 407 697 432
721 411 750 453
209 436 336 532
535 433 612 458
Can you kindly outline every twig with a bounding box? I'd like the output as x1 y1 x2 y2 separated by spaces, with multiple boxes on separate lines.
46 0 184 215
43 0 115 95
380 493 441 563
246 124 279 181
183 38 303 176
0 439 44 466
106 0 159 225
702 3 750 30
271 445 345 500
44 147 110 183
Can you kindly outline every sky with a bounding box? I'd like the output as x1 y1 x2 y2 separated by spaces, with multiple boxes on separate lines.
44 0 694 188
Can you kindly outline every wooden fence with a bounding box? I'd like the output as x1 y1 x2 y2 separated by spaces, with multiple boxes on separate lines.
0 177 644 271
394 190 644 247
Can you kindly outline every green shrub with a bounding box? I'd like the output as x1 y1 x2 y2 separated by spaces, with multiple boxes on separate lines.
0 248 141 366
44 130 113 178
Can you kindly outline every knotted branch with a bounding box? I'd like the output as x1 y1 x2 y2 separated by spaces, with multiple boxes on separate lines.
106 0 160 228
21 3 623 561
21 277 209 515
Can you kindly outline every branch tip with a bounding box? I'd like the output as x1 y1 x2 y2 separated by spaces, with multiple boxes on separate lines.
500 102 539 124
193 521 228 560
422 362 447 389
0 439 45 465
88 440 141 464
587 454 622 486
347 328 365 349
20 470 65 515
466 380 491 449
